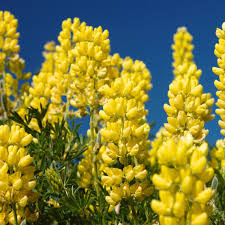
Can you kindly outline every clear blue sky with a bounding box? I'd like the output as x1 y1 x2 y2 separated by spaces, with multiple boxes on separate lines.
2 0 225 145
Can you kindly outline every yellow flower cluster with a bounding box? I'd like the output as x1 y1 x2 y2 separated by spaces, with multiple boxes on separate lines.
18 41 60 130
172 27 194 77
0 11 31 120
2 11 223 224
149 27 216 225
28 41 56 111
77 56 151 189
74 38 122 188
212 22 225 176
210 139 225 169
151 134 214 225
163 28 214 142
97 58 153 211
150 28 197 167
23 17 124 134
213 22 225 137
50 17 120 117
77 145 94 188
0 124 38 224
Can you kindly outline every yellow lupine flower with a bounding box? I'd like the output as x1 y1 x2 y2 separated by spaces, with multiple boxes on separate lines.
24 17 120 129
78 55 151 192
159 215 181 225
213 22 225 139
151 191 174 215
77 145 94 188
123 165 135 182
191 211 209 225
97 57 152 211
20 41 58 129
172 27 194 77
162 27 214 142
0 11 31 120
46 198 60 208
0 124 38 224
163 71 214 141
210 27 225 169
151 135 213 224
150 28 214 175
195 188 213 204
150 31 215 225
173 192 186 217
24 18 122 191
51 18 120 115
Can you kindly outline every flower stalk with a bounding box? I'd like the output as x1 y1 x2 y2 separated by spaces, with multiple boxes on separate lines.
90 107 100 197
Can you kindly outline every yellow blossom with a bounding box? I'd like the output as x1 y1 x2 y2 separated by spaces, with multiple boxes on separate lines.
0 124 38 224
172 27 194 77
0 11 31 120
151 135 213 224
98 57 152 211
163 27 214 142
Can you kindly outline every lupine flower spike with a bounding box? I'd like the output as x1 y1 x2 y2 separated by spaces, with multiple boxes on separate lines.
0 11 31 120
151 134 214 225
99 58 153 212
213 23 225 139
164 27 214 142
0 124 38 224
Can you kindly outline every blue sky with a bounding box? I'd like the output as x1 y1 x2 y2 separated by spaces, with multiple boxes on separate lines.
2 0 225 145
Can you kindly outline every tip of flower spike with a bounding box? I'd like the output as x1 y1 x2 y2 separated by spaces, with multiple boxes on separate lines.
44 41 56 52
177 26 187 32
222 22 225 31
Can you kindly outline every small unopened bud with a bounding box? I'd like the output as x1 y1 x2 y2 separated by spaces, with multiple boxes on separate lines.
45 168 63 192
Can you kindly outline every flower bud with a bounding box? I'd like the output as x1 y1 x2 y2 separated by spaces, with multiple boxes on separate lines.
195 188 213 204
18 195 28 207
18 155 33 167
20 134 32 146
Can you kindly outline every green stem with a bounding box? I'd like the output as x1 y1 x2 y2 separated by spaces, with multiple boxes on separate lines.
134 156 138 166
64 90 71 121
131 204 138 225
90 107 99 197
12 203 18 225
